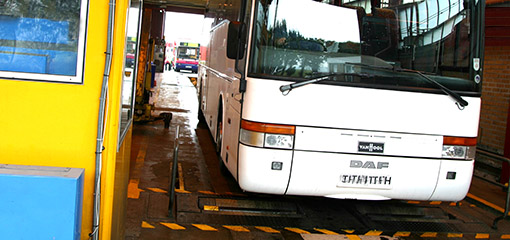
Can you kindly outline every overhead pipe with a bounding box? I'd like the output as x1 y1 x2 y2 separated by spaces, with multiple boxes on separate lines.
90 0 116 239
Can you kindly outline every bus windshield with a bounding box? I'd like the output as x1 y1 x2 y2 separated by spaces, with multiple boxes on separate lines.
177 47 199 60
249 0 479 93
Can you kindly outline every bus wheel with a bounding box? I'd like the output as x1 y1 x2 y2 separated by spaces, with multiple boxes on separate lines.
215 103 223 154
216 102 230 175
198 106 206 123
197 101 206 124
197 79 206 123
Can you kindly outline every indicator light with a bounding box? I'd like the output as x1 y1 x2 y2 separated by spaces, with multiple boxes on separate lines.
240 120 295 150
442 136 477 160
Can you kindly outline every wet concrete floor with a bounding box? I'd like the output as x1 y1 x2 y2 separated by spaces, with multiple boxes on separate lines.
125 70 246 240
125 71 510 240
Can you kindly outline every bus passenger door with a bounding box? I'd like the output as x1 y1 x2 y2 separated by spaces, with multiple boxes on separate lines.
222 76 242 180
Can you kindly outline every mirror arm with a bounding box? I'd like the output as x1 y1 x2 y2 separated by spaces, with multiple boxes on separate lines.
235 22 246 93
232 0 248 93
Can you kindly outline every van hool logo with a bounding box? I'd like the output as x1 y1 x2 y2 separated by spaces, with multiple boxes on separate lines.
358 142 384 153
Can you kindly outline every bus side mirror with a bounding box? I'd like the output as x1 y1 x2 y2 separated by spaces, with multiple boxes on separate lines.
227 21 245 60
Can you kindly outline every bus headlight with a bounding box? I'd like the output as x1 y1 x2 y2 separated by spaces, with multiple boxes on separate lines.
265 133 294 149
442 145 466 159
442 136 477 160
240 120 295 150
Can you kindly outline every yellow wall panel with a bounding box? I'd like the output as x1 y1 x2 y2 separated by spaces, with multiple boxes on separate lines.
0 0 132 238
111 126 132 240
98 0 131 239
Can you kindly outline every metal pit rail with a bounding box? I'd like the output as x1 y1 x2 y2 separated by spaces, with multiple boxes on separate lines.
476 149 510 229
169 125 179 218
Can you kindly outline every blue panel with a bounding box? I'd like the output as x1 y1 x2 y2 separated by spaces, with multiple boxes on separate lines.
0 16 78 76
0 52 48 74
47 51 78 76
0 165 84 240
0 16 70 44
0 46 77 76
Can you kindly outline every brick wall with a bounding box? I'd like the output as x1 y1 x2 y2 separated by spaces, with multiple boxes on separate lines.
476 6 510 182
478 46 510 154
478 6 510 155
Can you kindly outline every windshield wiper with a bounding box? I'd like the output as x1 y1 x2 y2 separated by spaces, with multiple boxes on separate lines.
279 73 372 96
345 62 468 109
397 69 468 110
345 61 394 71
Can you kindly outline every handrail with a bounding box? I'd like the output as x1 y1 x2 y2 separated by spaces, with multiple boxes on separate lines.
476 149 510 229
168 125 180 218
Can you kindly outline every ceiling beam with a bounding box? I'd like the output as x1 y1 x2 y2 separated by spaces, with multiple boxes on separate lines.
143 0 206 15
164 5 205 14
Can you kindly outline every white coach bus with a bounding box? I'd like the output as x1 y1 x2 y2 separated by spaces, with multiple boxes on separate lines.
198 0 485 201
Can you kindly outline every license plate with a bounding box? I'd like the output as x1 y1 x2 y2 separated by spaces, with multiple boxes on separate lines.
337 174 392 189
186 66 192 68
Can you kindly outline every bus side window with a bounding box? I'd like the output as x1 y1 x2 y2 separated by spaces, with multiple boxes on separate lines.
361 8 399 61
